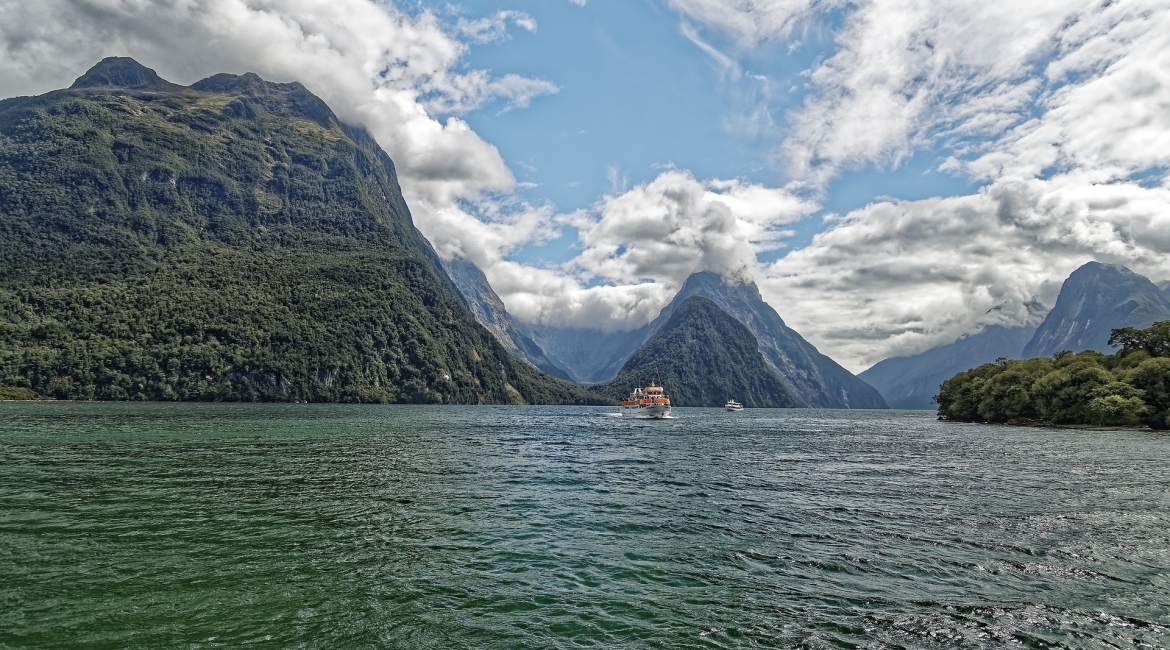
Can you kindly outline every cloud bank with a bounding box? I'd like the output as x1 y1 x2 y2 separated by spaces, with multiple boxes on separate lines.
0 0 554 298
668 0 1170 369
3 0 1170 373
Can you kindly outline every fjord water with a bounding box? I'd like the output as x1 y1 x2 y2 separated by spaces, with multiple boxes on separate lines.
1 405 1167 648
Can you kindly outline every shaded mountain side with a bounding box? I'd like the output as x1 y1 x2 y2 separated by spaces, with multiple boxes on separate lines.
650 272 886 408
0 57 604 405
520 271 886 407
440 257 574 381
859 324 1038 409
596 296 795 407
524 325 655 384
1022 262 1170 358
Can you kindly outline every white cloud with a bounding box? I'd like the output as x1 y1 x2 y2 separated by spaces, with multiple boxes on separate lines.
0 0 560 291
667 0 843 45
666 0 1170 372
490 171 817 330
783 0 1076 191
765 174 1170 371
456 10 537 44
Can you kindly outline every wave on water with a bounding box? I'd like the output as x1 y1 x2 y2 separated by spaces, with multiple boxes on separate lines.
1 404 1167 648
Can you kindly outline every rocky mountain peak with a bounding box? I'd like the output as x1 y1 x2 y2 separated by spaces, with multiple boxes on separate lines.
71 57 183 92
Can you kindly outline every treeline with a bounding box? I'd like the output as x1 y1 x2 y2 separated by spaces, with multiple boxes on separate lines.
936 321 1170 427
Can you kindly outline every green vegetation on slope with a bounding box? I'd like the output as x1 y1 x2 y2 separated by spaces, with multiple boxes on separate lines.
936 321 1170 427
0 386 47 400
597 296 795 407
0 58 605 404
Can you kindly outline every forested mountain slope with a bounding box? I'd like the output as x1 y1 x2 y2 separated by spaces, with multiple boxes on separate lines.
597 296 795 407
656 273 886 408
0 57 602 404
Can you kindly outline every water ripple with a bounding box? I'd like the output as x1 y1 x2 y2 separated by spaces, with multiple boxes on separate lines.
1 403 1168 648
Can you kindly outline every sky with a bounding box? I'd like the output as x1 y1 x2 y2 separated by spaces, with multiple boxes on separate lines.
1 0 1169 371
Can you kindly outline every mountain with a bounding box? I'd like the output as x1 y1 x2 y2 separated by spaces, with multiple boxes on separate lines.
611 272 883 408
0 57 603 404
597 296 795 407
440 257 574 381
859 323 1038 409
515 271 885 407
1021 262 1170 358
524 325 655 384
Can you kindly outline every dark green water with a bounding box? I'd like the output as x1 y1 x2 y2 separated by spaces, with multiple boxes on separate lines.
1 404 1168 649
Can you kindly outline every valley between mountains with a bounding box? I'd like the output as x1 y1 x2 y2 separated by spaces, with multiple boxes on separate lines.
2 58 1167 412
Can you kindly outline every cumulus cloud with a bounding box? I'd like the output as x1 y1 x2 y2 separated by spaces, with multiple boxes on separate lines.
764 175 1170 370
0 0 557 289
488 171 817 330
456 10 537 44
783 0 1075 190
663 0 1170 371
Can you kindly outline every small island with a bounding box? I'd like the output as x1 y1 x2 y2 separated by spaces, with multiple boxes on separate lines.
935 321 1170 428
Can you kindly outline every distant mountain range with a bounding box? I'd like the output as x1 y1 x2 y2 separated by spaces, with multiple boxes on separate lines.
859 324 1038 409
448 261 888 409
861 261 1170 409
0 57 599 404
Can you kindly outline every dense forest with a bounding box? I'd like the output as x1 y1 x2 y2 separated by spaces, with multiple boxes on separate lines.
597 296 795 407
0 58 606 404
936 321 1170 427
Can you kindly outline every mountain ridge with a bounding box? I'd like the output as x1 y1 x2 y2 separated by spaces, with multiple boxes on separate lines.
0 57 602 404
440 257 574 381
859 323 1039 409
597 295 796 407
1022 262 1170 358
652 272 887 408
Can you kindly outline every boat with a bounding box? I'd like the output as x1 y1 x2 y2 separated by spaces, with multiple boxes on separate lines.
725 399 744 411
620 383 672 418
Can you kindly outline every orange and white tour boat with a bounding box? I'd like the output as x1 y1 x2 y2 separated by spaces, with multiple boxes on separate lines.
620 383 672 418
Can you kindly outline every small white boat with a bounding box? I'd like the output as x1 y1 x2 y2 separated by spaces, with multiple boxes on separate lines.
620 383 671 418
724 399 744 411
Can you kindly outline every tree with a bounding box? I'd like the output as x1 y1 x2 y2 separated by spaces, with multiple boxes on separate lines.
1109 321 1170 357
1124 357 1170 428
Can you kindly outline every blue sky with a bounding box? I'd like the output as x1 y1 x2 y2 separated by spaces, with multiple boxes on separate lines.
420 0 978 264
3 0 1167 369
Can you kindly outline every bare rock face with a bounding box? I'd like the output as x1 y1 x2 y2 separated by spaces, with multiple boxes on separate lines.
440 257 574 382
1022 262 1170 358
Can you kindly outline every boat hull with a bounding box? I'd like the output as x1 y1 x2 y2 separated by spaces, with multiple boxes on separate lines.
621 403 671 418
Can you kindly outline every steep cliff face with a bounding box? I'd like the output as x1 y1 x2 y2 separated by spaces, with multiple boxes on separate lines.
440 257 574 381
0 57 600 404
524 325 656 384
647 272 887 408
1022 262 1170 358
598 296 795 407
